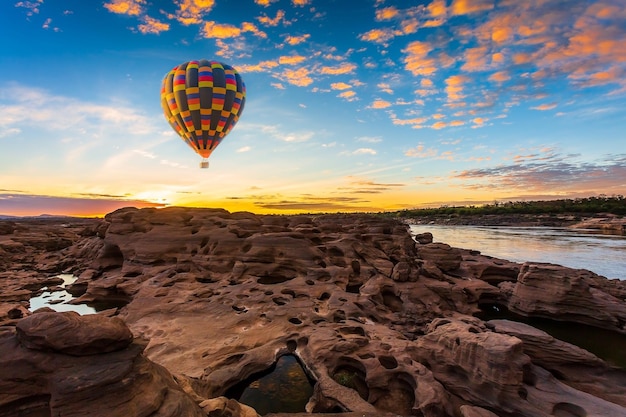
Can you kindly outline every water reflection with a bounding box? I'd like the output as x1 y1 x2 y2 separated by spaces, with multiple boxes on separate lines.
410 225 626 280
227 355 314 415
29 274 97 315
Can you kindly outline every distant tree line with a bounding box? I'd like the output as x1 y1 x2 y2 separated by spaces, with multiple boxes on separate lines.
385 195 626 218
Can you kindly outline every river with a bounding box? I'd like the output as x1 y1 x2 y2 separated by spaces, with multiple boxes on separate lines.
409 225 625 280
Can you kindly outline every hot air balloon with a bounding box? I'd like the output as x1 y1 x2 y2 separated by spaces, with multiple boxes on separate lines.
161 60 246 168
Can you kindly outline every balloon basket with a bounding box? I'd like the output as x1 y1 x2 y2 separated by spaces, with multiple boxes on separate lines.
200 160 209 169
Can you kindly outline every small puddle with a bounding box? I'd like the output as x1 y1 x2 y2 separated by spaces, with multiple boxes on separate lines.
226 354 315 415
29 274 97 315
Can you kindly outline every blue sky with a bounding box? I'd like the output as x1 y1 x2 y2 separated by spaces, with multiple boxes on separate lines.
1 0 625 216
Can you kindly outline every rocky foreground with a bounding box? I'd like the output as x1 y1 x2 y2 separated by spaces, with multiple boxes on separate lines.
1 207 626 417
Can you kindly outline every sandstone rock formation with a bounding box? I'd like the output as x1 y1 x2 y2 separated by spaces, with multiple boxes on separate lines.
1 207 625 417
505 262 626 333
0 311 206 417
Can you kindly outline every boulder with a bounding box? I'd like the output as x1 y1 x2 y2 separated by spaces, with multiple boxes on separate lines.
16 311 132 355
0 313 205 417
416 243 462 272
508 262 626 334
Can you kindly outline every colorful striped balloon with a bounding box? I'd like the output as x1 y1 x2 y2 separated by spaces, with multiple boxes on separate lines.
161 60 246 168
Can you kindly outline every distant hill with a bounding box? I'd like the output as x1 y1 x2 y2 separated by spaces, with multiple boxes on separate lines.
0 214 98 221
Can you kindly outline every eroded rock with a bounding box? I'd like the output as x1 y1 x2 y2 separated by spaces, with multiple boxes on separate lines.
1 208 625 417
508 262 626 334
16 311 132 355
0 313 205 417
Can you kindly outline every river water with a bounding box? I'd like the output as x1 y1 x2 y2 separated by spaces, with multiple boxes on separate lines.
409 225 626 280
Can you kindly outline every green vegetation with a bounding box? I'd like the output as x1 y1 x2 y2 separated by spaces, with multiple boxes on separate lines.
333 370 357 389
383 196 626 218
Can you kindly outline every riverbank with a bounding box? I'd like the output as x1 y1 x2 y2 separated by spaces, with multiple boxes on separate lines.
404 213 626 234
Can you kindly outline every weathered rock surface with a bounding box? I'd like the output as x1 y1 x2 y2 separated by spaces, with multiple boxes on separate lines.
507 262 626 333
0 311 205 417
16 311 133 355
1 207 625 417
489 319 626 408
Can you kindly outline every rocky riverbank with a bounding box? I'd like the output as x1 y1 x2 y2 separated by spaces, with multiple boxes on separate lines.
404 213 626 235
1 207 625 417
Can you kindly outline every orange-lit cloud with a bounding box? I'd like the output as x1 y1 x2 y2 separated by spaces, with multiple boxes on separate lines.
403 41 437 76
104 0 144 15
405 143 438 158
242 21 267 38
279 55 307 65
531 103 557 110
427 0 447 18
451 0 494 16
392 116 428 126
138 16 169 34
473 117 485 125
331 82 351 90
461 46 491 72
239 60 280 72
319 63 356 75
445 75 468 102
378 83 393 94
492 26 512 43
281 67 314 86
201 21 241 38
359 28 399 44
371 99 392 109
254 0 277 6
376 6 399 21
572 66 624 87
401 18 419 35
292 0 310 7
257 10 285 26
338 90 357 100
489 70 510 83
285 34 310 45
422 18 446 28
173 0 215 25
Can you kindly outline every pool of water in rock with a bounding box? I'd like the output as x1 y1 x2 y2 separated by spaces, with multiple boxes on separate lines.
28 274 97 315
478 305 626 369
226 355 315 415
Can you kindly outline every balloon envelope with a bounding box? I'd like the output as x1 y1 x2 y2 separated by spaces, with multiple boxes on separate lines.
161 60 246 162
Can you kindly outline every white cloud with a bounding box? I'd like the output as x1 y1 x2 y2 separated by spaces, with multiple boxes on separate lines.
0 83 173 170
352 148 377 155
237 146 252 152
357 136 383 143
0 127 21 138
0 84 157 136
244 123 314 143
134 149 157 159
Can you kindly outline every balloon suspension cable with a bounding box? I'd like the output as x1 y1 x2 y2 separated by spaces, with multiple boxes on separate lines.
199 158 209 169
